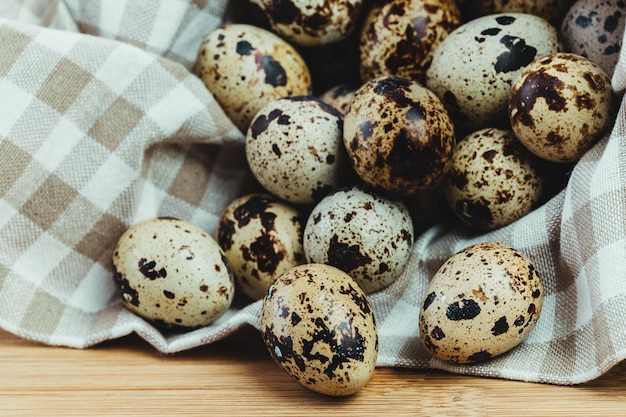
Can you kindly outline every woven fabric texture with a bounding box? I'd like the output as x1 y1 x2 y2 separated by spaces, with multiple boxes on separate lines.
1 0 625 385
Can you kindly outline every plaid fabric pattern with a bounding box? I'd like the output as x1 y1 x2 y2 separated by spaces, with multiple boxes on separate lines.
1 0 625 385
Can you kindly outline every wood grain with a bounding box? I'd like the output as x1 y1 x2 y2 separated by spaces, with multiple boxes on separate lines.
1 327 624 416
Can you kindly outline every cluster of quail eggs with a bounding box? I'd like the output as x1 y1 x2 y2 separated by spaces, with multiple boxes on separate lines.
110 0 624 397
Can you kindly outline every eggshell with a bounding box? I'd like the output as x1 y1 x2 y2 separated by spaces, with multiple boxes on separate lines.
112 217 235 329
465 0 575 25
425 13 562 132
260 263 378 396
195 24 312 133
560 0 626 78
217 193 306 301
246 96 348 205
343 76 456 195
419 242 544 364
508 52 617 163
359 0 461 84
444 127 546 230
319 83 358 115
303 185 413 294
250 0 365 46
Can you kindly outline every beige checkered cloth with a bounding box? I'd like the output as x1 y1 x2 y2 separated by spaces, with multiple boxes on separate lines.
1 0 625 386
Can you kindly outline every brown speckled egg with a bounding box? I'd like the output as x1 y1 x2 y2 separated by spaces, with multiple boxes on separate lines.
112 217 234 329
195 24 312 133
303 185 413 294
250 0 364 47
359 0 461 84
319 83 358 115
508 52 617 163
343 76 455 195
561 0 626 78
444 128 545 231
246 96 348 205
419 242 544 364
217 193 306 301
466 0 575 26
425 13 562 132
260 263 378 396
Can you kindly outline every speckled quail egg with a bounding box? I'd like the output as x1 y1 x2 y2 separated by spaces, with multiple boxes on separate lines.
426 13 562 133
444 127 546 231
303 185 413 294
343 76 456 195
246 95 348 205
260 263 378 396
217 193 306 301
561 0 626 78
508 52 617 163
419 241 544 364
465 0 575 26
319 83 358 115
250 0 365 47
112 217 235 329
195 23 312 133
359 0 461 84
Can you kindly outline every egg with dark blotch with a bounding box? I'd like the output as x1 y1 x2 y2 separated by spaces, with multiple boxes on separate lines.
343 76 456 195
303 185 413 294
246 96 348 205
465 0 576 26
560 0 626 78
508 52 617 163
111 217 235 329
250 0 364 47
444 127 546 231
425 13 562 133
260 263 378 396
419 242 544 364
359 0 461 84
319 83 358 115
217 193 306 301
195 24 312 133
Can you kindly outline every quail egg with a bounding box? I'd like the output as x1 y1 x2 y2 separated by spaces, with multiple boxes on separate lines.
444 127 546 230
246 95 348 205
195 23 312 133
419 241 544 363
112 217 235 329
426 13 562 132
217 193 306 301
560 0 626 78
250 0 365 47
343 76 456 195
508 52 617 163
303 185 413 294
260 263 378 396
359 0 461 84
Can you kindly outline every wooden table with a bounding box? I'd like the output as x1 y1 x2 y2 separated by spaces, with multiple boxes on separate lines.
1 327 625 416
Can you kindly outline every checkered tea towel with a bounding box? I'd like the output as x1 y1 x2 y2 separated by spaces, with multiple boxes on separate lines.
1 0 625 385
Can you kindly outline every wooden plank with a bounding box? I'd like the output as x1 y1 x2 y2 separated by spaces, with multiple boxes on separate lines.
1 328 624 416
